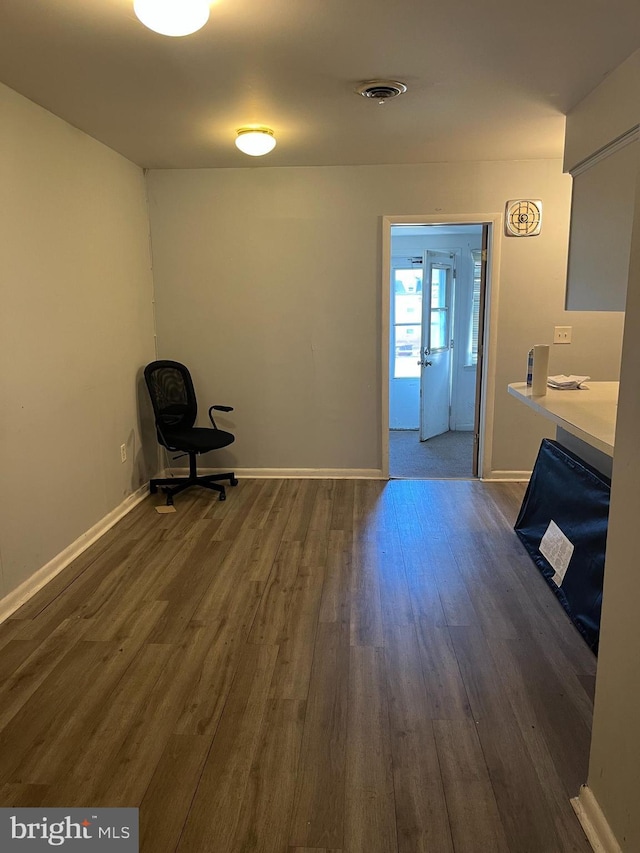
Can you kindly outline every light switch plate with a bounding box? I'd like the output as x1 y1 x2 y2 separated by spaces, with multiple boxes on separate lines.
554 326 572 344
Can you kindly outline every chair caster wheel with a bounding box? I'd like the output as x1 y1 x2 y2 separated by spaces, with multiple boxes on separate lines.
230 478 239 486
219 492 226 501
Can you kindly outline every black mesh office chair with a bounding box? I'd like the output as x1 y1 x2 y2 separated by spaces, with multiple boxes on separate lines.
144 360 238 504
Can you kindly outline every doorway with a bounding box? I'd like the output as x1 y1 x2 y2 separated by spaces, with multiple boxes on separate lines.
387 223 488 479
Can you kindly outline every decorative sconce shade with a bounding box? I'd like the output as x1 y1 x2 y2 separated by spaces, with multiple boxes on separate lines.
133 0 210 37
235 128 277 156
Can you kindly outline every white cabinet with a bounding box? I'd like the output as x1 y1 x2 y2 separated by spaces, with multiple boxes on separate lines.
563 50 640 312
565 139 638 312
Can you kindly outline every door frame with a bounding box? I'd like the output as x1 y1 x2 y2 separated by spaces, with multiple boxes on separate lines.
381 214 503 480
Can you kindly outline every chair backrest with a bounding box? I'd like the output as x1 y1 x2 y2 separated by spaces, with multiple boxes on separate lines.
144 361 198 441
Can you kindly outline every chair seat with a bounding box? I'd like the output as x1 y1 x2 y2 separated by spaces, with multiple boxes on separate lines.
163 426 235 454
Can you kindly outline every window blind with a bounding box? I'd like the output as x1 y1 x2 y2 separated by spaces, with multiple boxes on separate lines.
469 249 482 365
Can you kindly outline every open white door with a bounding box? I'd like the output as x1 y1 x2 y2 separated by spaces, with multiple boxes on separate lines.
419 251 454 441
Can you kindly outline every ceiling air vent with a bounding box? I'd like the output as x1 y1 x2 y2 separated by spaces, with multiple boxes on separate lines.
356 80 407 103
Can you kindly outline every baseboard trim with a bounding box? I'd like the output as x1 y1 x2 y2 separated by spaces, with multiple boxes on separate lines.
162 467 385 480
571 785 623 853
482 469 532 482
0 483 149 624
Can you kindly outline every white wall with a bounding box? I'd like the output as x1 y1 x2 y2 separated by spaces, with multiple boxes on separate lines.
589 180 640 853
566 54 640 853
146 160 624 477
586 149 640 851
0 83 157 600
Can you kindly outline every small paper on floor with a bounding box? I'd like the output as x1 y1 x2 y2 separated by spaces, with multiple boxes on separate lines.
155 505 177 514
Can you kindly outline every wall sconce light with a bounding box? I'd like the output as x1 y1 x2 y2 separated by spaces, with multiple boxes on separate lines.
133 0 210 37
235 128 277 156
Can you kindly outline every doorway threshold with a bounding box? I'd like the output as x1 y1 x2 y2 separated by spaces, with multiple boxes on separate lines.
389 429 475 479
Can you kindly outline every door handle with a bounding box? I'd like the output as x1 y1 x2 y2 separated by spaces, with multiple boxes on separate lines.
417 360 433 367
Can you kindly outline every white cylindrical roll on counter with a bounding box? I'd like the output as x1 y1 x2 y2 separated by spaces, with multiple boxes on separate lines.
531 344 550 395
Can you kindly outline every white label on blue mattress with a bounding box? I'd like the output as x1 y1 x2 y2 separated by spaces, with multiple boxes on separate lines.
539 520 574 585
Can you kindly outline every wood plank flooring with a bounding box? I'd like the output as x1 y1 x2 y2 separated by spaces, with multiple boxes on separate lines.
0 479 595 852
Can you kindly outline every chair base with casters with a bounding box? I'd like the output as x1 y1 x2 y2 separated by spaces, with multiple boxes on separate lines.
150 451 238 505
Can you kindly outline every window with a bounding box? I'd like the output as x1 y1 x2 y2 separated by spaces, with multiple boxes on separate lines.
428 266 450 352
392 267 422 378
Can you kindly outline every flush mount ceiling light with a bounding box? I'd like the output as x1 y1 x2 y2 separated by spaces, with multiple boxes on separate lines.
356 80 408 104
133 0 210 37
235 127 277 156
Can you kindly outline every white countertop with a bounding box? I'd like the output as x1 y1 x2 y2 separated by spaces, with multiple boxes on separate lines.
507 381 618 457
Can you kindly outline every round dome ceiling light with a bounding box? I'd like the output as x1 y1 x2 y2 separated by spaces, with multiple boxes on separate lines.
235 127 277 157
133 0 210 37
356 80 408 104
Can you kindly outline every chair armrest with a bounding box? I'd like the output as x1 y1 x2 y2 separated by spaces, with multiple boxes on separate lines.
208 405 234 429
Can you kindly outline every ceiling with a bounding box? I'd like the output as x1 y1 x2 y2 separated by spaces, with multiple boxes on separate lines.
1 0 640 169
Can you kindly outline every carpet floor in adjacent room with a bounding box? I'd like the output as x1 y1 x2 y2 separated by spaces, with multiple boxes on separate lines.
389 429 475 478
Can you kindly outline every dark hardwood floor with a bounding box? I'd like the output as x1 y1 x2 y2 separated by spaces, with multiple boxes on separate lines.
0 479 595 852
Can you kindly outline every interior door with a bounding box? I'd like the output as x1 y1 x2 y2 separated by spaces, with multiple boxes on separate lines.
419 251 454 441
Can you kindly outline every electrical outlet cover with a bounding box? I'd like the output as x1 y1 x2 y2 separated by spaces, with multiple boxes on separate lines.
554 326 572 344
